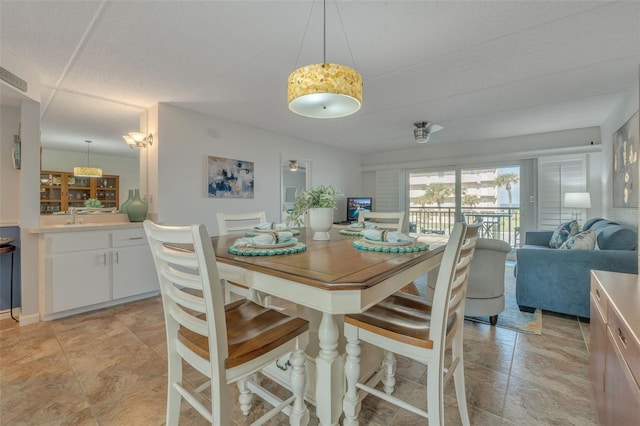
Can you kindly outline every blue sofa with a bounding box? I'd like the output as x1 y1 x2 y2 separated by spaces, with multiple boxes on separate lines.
515 218 638 318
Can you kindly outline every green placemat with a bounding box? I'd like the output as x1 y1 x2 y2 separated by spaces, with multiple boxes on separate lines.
353 239 429 253
228 242 307 256
244 229 300 237
339 229 362 236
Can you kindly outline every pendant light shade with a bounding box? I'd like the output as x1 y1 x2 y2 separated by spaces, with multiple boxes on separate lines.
287 0 362 119
74 140 102 178
288 63 362 118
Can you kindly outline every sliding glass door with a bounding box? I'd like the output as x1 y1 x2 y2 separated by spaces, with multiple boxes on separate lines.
408 165 521 248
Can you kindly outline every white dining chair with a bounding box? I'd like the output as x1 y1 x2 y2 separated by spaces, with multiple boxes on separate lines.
216 211 267 303
216 211 268 235
342 222 477 425
357 211 406 232
144 220 309 425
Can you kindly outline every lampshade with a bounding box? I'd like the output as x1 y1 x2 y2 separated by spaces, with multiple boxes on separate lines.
74 140 102 178
123 132 153 149
287 63 362 118
73 166 103 178
289 160 299 172
564 192 591 209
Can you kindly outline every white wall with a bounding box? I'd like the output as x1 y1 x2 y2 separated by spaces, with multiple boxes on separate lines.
150 103 363 235
41 149 140 207
600 79 639 230
0 105 21 225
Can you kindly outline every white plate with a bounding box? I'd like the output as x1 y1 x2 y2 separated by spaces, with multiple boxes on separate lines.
252 238 297 249
0 237 14 246
251 228 292 233
360 238 414 247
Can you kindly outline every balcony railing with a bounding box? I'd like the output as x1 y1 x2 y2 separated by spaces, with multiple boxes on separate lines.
408 206 521 249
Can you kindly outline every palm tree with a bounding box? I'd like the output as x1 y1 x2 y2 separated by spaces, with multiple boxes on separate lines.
417 183 453 208
462 192 480 208
494 173 519 207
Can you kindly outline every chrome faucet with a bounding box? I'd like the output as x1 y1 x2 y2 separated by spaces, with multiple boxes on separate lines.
66 207 76 224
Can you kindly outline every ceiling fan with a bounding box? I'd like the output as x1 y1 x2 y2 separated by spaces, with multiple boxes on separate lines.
414 121 443 143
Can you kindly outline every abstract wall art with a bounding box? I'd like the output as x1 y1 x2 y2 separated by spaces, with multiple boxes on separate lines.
207 156 254 198
612 111 639 208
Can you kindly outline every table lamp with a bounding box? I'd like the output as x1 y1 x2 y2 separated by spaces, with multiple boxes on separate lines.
564 192 591 226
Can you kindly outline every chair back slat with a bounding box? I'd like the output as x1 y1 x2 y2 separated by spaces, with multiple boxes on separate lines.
160 264 203 290
165 285 207 314
217 212 267 235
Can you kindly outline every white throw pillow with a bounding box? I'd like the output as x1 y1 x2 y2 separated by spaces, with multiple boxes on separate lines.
560 229 596 250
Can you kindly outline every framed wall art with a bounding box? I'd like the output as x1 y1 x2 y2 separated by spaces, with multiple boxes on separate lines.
612 111 639 208
207 156 254 198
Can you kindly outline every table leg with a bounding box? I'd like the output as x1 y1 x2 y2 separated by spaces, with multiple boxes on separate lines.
316 312 342 426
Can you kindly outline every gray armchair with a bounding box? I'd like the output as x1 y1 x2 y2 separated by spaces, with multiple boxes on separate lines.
427 238 510 325
464 238 511 325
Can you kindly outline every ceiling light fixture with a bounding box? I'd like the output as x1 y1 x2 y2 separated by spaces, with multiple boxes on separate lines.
414 121 443 143
289 160 299 172
73 140 102 178
287 0 362 119
123 132 153 149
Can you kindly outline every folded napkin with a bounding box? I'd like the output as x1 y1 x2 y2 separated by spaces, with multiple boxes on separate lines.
232 231 294 247
348 221 377 229
253 222 289 231
361 229 414 243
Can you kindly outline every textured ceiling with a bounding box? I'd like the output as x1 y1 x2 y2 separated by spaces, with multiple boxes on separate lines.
1 1 638 158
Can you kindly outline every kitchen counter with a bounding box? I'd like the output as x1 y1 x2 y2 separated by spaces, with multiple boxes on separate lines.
28 222 142 234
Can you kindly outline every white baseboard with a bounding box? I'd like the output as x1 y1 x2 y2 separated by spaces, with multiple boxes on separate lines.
18 312 40 326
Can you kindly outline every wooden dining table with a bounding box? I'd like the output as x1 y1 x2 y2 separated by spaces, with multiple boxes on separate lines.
211 227 445 426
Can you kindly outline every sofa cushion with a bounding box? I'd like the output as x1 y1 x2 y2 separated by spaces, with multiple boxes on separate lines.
583 218 605 231
560 229 596 250
549 221 579 248
597 225 638 250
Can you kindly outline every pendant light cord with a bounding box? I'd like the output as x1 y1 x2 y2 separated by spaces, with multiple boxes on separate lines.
293 1 316 68
293 0 356 68
323 0 326 64
335 1 357 69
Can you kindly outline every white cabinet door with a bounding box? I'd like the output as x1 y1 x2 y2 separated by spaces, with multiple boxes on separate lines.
49 251 110 312
112 245 158 300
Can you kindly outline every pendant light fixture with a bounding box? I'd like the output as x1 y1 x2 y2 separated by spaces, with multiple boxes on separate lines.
287 0 362 119
73 140 102 178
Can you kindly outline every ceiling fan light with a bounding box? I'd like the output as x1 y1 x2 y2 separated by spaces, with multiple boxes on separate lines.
288 63 362 119
414 128 430 143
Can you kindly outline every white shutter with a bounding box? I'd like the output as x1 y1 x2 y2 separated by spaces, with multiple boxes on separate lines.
537 154 587 230
375 170 402 212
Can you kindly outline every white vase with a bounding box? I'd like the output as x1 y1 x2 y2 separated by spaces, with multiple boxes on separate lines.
309 207 334 240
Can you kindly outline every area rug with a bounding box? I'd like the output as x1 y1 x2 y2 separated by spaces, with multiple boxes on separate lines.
402 261 542 335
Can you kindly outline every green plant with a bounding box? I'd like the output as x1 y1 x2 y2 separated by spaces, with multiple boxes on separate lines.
286 185 343 227
84 198 102 208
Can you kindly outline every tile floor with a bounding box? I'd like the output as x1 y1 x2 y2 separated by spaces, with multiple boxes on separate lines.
0 296 595 425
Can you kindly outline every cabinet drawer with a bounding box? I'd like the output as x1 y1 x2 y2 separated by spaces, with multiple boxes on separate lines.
591 276 608 322
46 231 110 253
112 228 148 247
608 304 640 386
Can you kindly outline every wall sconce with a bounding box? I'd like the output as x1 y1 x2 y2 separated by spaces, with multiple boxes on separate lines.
123 132 153 149
289 160 299 172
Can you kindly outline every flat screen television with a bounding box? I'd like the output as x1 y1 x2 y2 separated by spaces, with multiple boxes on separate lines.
347 197 373 222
